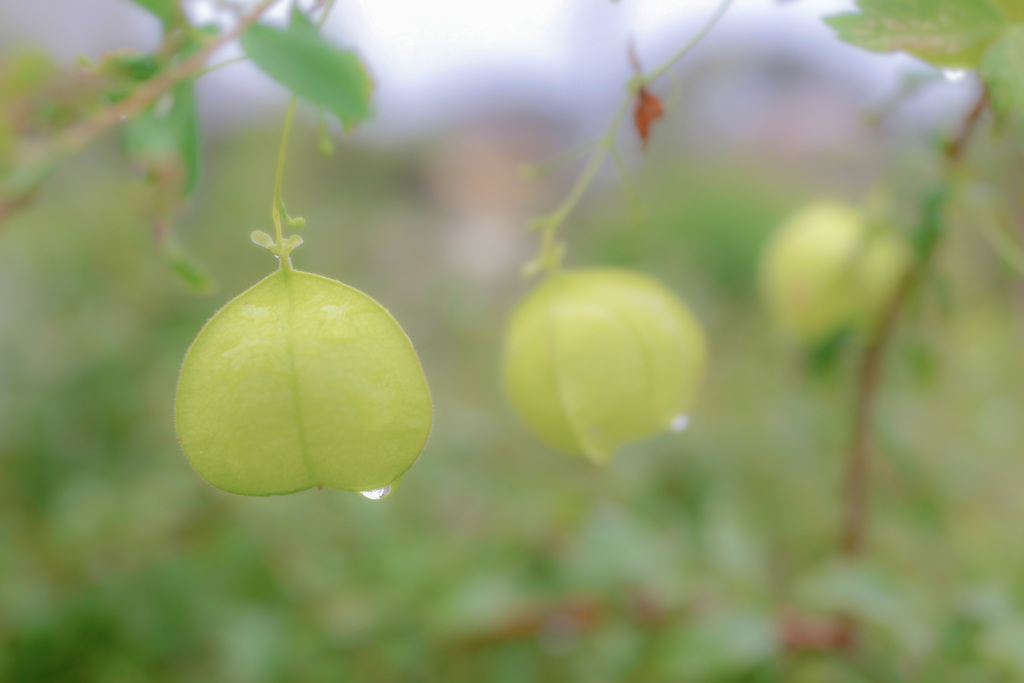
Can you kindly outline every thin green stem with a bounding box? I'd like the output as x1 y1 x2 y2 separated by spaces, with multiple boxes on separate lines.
271 95 299 268
643 0 735 84
195 55 249 78
520 138 601 180
609 143 643 225
548 144 610 230
267 0 340 269
523 0 732 273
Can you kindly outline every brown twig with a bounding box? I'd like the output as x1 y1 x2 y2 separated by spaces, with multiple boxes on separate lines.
12 0 278 169
836 86 990 641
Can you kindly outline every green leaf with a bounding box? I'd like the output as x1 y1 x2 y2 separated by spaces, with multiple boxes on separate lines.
797 561 933 656
981 618 1024 676
826 0 1007 68
288 6 320 41
241 10 372 127
128 0 185 28
656 611 779 679
122 80 201 196
981 26 1024 113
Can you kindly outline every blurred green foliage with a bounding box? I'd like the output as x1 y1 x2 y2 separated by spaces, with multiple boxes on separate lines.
1 110 1024 683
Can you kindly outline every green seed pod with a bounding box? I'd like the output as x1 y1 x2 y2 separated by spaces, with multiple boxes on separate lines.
502 268 707 463
759 201 911 346
175 268 432 496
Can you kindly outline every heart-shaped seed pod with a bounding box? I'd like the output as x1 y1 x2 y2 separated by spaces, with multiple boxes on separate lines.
175 269 432 496
502 268 707 463
759 201 911 346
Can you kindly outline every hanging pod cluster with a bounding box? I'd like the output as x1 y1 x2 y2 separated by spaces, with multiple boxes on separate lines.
502 268 708 462
175 267 433 497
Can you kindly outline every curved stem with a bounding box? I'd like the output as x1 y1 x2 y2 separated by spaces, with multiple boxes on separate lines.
272 96 299 247
642 0 735 84
524 0 733 272
268 0 341 271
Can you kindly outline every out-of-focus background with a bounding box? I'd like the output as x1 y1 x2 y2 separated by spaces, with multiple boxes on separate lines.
3 1 1024 681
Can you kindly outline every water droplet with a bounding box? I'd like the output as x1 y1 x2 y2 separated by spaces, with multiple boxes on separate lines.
360 485 392 500
670 414 690 433
941 68 967 83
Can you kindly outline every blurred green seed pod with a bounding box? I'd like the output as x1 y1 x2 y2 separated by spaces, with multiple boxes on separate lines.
759 201 911 346
502 268 707 463
175 268 432 496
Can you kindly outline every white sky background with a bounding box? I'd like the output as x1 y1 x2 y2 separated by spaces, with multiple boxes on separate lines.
4 0 947 136
219 0 906 133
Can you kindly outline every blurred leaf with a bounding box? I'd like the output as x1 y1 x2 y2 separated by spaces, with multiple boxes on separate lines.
122 80 201 196
805 327 853 378
0 51 57 97
127 0 186 28
910 186 948 260
166 247 217 295
981 26 1024 114
0 161 54 225
656 610 779 679
101 52 161 83
633 89 664 152
241 8 372 127
288 6 320 40
826 0 1006 68
797 562 932 656
980 618 1024 675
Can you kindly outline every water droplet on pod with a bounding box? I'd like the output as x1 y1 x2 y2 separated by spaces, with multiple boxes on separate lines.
670 414 690 433
360 485 392 500
175 269 432 496
503 268 707 463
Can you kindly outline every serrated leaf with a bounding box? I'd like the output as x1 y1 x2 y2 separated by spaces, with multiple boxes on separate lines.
827 0 1007 68
241 11 372 127
981 26 1024 113
122 80 201 196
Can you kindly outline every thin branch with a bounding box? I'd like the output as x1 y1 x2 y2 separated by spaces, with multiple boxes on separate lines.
839 87 989 559
13 0 279 169
836 87 990 646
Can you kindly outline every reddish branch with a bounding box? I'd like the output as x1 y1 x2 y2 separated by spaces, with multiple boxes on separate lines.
839 87 990 558
836 87 990 646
